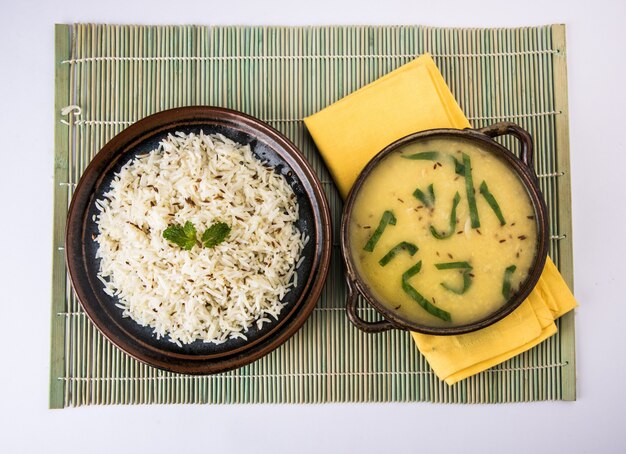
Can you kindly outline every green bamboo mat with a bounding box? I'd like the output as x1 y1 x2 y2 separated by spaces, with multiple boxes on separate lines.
51 24 575 407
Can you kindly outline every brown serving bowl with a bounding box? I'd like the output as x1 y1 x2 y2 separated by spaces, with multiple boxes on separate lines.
65 106 332 374
340 122 549 336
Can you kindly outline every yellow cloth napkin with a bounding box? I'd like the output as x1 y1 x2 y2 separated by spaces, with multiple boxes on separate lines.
304 54 577 385
304 54 470 199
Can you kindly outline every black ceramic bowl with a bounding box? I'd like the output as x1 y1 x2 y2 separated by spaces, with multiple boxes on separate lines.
340 122 549 336
66 106 332 374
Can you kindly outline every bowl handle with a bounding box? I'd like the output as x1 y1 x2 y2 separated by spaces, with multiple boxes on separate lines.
477 122 535 174
345 278 396 333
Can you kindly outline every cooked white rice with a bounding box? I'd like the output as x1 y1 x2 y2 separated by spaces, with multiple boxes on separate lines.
94 131 304 346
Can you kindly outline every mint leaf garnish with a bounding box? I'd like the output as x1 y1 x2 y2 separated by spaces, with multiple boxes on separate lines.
201 222 231 248
163 221 197 250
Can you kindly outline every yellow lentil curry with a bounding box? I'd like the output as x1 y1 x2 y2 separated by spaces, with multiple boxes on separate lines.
349 137 538 327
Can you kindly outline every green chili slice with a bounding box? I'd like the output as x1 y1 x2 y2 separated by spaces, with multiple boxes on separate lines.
463 153 480 229
452 156 465 175
412 184 435 208
363 210 397 252
402 260 423 278
401 261 452 321
502 265 517 299
434 261 472 270
378 242 419 266
435 261 473 294
441 273 472 294
479 180 506 225
401 151 441 161
402 284 452 321
402 151 465 176
429 192 461 239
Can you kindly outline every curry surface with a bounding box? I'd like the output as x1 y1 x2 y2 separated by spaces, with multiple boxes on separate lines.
349 137 538 327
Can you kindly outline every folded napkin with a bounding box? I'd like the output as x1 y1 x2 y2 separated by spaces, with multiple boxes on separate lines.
304 54 577 385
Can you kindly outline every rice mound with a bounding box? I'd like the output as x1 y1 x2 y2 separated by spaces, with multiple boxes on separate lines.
94 131 304 346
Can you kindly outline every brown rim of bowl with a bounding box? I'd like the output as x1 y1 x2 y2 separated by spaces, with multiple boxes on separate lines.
340 123 549 336
65 106 332 374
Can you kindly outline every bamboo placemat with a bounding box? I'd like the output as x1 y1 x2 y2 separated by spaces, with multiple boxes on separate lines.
51 24 575 407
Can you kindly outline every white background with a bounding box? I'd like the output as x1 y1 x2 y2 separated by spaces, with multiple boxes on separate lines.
1 0 625 452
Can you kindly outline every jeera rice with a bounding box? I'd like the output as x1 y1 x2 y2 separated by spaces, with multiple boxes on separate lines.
94 132 305 346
